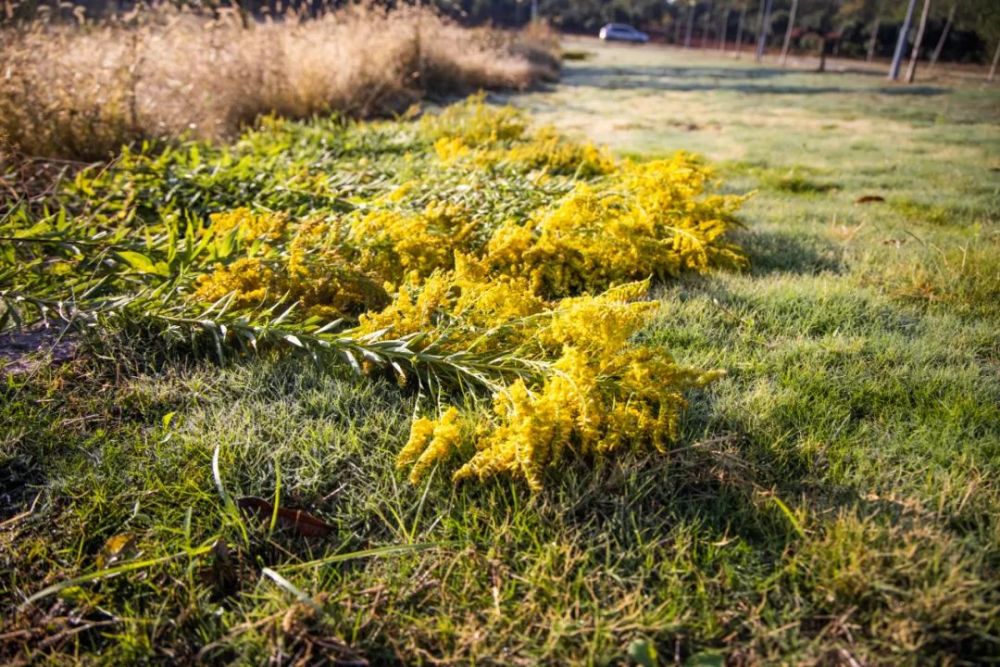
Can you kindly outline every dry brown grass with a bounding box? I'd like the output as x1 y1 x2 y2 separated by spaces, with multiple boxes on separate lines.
0 4 559 160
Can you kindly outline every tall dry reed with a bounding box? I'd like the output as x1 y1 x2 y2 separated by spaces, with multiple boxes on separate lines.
0 4 559 160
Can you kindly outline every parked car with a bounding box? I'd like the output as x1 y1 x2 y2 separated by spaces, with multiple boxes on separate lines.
598 23 649 43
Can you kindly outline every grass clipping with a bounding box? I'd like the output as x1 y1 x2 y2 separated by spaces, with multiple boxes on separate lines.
4 97 747 490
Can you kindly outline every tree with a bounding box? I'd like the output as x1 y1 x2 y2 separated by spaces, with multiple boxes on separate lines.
702 0 715 46
718 1 732 50
734 1 748 55
755 0 775 61
684 0 696 47
780 0 801 64
889 0 919 80
797 0 845 72
955 0 1000 78
830 0 885 61
928 1 957 69
867 15 881 60
905 0 933 81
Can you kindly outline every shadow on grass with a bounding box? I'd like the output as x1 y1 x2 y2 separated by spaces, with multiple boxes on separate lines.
734 228 845 276
0 458 44 522
561 65 948 97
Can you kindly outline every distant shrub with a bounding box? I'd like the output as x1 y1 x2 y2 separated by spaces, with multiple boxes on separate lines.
0 4 559 160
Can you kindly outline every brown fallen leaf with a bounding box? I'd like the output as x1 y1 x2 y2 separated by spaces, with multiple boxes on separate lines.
237 497 333 538
855 195 885 204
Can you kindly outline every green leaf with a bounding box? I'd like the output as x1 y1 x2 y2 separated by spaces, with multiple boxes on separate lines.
627 638 658 667
686 650 726 667
117 251 168 276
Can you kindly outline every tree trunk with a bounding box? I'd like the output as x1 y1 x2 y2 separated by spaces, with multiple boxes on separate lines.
928 2 956 70
990 40 1000 82
866 17 881 62
755 0 774 63
719 5 731 52
734 3 747 58
818 36 827 73
752 0 765 60
702 1 715 48
684 2 696 49
779 0 799 66
905 0 932 83
888 0 918 80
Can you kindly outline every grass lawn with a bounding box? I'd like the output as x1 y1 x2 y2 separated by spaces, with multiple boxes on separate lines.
2 40 999 665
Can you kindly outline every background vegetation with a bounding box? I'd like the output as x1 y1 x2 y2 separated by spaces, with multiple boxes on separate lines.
0 2 558 160
452 0 1000 65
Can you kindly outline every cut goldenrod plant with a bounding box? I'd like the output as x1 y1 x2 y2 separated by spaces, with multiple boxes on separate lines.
1 96 747 489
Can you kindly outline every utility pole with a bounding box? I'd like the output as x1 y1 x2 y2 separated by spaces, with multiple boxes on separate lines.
888 0 918 80
905 0 932 83
755 0 773 62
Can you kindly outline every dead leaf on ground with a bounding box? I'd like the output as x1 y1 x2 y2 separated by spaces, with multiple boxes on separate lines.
237 497 333 538
855 194 885 204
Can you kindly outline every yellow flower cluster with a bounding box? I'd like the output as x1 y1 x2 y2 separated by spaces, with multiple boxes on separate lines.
194 213 388 319
209 207 288 249
357 255 545 344
497 126 614 177
194 257 277 309
286 220 390 320
486 155 748 296
433 136 472 163
396 407 464 484
427 97 613 176
402 281 725 490
420 93 527 147
346 202 479 284
187 97 747 489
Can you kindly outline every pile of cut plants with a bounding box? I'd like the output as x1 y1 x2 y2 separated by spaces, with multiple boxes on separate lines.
1 96 747 491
